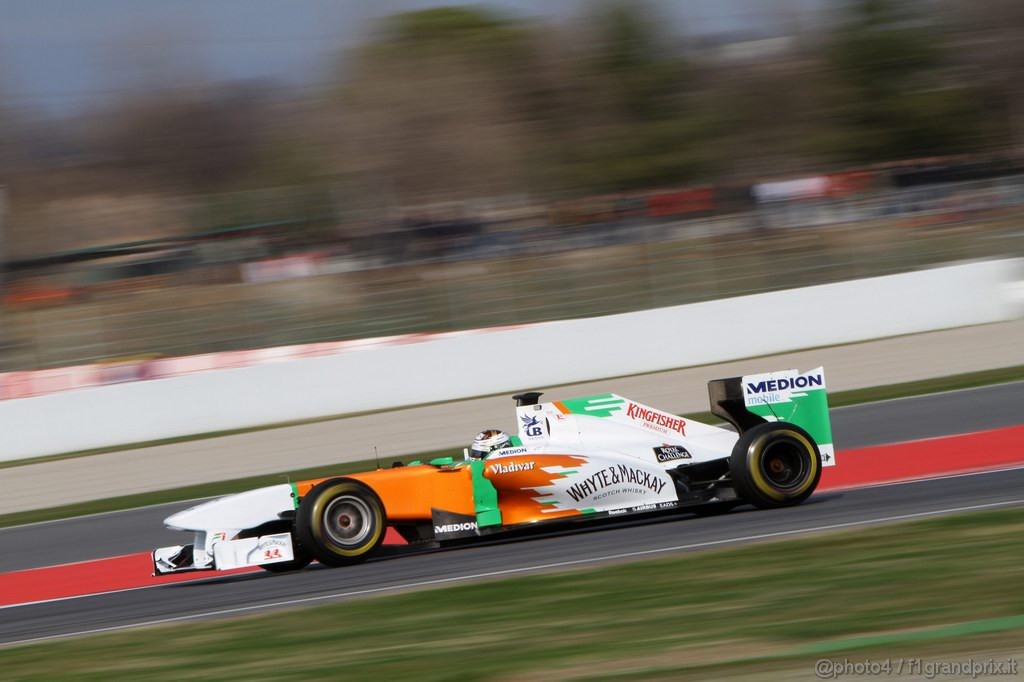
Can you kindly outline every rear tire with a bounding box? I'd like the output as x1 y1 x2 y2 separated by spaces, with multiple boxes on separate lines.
296 479 386 567
729 422 821 509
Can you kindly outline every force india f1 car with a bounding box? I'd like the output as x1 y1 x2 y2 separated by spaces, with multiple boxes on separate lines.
153 368 835 575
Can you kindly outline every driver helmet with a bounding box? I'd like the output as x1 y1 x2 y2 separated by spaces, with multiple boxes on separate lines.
470 429 510 459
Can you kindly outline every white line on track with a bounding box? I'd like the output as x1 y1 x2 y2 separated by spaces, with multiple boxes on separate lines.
3 496 1023 648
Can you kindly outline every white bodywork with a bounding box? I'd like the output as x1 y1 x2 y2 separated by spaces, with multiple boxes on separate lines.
153 484 296 574
478 395 743 514
165 484 295 533
512 395 739 465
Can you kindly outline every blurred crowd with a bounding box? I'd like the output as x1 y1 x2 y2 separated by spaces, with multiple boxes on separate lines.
5 149 1024 311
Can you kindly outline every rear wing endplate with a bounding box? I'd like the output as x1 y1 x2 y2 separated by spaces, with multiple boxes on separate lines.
709 367 835 466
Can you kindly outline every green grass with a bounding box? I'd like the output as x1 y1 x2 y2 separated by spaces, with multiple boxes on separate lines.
2 507 1022 680
2 364 1021 529
606 628 1024 681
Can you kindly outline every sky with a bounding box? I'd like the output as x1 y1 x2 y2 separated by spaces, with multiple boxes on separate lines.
0 0 829 114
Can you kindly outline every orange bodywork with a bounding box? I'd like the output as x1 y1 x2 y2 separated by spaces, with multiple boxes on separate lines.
295 453 595 528
295 466 476 522
482 455 588 525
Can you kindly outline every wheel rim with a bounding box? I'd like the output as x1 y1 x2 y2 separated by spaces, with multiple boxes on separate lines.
322 495 374 547
759 439 807 491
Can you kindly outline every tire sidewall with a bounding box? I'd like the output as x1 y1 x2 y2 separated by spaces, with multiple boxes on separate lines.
730 422 822 508
296 479 386 566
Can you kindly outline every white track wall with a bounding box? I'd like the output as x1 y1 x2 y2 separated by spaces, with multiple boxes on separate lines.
2 258 1021 461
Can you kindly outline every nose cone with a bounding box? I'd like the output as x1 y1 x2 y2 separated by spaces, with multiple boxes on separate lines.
163 484 296 532
164 500 215 531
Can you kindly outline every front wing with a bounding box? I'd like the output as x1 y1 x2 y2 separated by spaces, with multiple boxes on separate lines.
153 532 296 575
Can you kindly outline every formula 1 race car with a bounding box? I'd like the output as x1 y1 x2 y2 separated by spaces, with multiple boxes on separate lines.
153 368 834 575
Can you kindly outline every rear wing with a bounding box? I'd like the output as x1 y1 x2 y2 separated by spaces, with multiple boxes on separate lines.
709 367 835 465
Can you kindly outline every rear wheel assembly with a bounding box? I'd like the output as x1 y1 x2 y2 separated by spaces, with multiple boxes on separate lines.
729 422 822 509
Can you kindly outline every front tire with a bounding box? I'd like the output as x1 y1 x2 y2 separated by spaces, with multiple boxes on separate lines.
296 479 386 567
729 422 821 509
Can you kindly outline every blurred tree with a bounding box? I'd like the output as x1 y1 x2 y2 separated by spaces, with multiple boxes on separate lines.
0 56 24 181
0 104 15 179
820 0 983 161
698 48 838 180
333 3 711 201
329 7 543 206
93 85 275 192
555 1 706 191
943 0 1024 149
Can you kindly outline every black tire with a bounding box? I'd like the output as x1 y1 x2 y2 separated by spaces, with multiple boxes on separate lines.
296 479 387 567
729 422 822 509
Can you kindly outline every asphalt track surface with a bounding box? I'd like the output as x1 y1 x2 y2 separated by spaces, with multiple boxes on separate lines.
1 382 1023 646
6 381 1023 574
